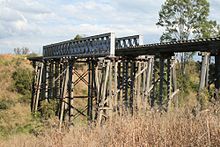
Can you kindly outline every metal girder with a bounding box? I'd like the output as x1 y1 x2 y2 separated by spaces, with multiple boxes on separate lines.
42 33 143 59
43 33 115 58
116 35 143 48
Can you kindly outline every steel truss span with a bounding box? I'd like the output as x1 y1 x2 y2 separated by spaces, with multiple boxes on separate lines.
43 33 143 58
29 32 220 128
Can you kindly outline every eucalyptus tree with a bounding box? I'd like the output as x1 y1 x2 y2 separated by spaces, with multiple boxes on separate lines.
156 0 211 74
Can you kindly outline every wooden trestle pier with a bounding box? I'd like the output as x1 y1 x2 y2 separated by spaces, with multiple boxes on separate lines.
29 33 220 127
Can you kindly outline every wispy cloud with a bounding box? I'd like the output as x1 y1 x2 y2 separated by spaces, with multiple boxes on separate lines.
0 0 219 54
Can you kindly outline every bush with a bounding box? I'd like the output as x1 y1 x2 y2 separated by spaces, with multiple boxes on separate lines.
13 122 43 135
0 99 14 110
197 89 210 110
18 92 32 104
40 100 58 119
27 53 39 58
12 68 32 95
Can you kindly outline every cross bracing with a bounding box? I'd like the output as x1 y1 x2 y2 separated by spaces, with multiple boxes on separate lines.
29 32 220 128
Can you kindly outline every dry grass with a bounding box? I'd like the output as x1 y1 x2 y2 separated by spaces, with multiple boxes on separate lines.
0 54 34 139
1 106 220 147
0 54 32 100
0 55 220 146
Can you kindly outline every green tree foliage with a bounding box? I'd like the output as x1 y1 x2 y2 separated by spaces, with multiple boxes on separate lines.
156 0 218 74
73 34 83 41
196 20 220 38
156 0 210 41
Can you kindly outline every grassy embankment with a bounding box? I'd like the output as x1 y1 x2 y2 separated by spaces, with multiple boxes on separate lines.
0 54 43 139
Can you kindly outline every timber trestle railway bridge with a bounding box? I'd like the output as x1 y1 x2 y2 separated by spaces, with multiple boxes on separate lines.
29 32 220 127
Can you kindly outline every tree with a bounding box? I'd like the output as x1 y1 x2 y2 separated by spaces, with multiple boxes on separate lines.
14 47 30 55
157 0 211 41
21 47 30 55
156 0 211 74
196 20 220 38
73 34 83 41
14 48 21 55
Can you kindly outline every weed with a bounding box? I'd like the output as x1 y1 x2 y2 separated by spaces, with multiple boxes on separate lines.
40 100 58 119
0 100 14 110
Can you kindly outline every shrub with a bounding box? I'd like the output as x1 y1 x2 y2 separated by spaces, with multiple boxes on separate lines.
197 89 210 110
0 99 14 110
12 68 32 95
40 100 58 119
18 92 32 104
27 53 38 58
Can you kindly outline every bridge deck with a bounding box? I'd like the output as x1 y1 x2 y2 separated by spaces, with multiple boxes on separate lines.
116 37 220 56
29 36 220 61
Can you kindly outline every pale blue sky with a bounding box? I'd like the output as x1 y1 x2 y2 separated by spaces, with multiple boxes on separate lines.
0 0 220 54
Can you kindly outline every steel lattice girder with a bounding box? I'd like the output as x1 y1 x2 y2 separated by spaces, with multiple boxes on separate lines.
43 33 143 58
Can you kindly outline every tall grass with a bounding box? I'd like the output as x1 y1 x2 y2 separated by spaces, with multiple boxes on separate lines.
1 106 220 147
0 55 219 146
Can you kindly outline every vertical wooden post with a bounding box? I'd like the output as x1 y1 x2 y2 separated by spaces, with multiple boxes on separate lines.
31 61 37 112
92 59 98 120
159 57 165 109
123 60 129 110
59 63 69 130
48 61 54 100
91 59 95 120
98 61 110 125
215 54 220 100
142 62 147 110
68 59 74 122
134 61 138 112
199 53 209 90
34 63 44 112
108 59 113 120
58 61 63 116
117 62 123 115
145 57 153 104
166 57 172 111
41 61 47 100
205 54 210 88
129 60 136 114
45 61 49 101
136 61 141 110
94 61 101 119
64 61 69 121
55 60 60 99
150 59 156 108
87 59 93 122
172 58 178 107
114 60 118 115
